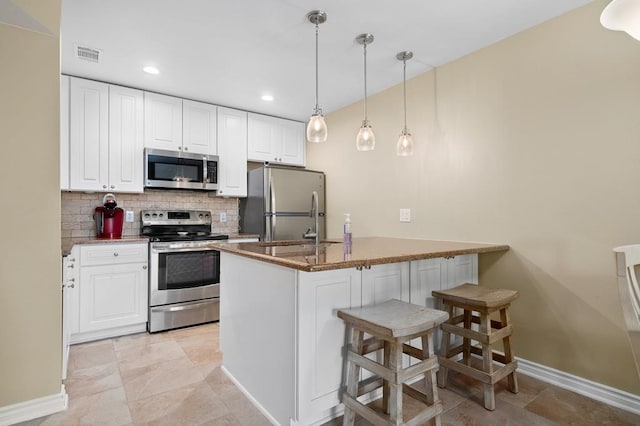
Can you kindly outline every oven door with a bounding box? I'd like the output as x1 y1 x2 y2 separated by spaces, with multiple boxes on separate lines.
150 245 220 306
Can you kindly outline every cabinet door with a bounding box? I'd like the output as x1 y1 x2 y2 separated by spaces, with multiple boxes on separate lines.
69 77 109 191
217 107 247 197
280 118 305 166
445 254 478 288
60 75 70 190
247 113 278 162
144 92 183 151
109 85 144 193
183 100 217 155
410 258 447 309
361 262 410 306
79 263 148 332
298 268 362 422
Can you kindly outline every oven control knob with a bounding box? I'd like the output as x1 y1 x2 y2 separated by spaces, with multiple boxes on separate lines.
159 213 164 217
144 213 150 218
152 213 157 217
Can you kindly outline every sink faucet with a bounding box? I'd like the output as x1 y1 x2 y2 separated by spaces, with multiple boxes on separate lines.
302 191 319 246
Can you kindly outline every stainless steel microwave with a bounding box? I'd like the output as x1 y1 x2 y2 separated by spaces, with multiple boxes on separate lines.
144 148 218 191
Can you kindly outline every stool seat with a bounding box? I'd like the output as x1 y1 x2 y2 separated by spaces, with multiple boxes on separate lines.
433 284 519 411
338 299 449 340
338 299 449 426
432 283 518 309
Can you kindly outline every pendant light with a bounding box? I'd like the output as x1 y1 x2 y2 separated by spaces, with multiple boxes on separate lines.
396 51 414 156
601 0 640 41
355 33 375 151
306 11 328 143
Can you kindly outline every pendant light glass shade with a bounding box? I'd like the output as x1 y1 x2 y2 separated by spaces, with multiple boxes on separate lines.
306 11 328 143
355 34 375 151
307 113 327 142
601 0 640 40
396 51 414 156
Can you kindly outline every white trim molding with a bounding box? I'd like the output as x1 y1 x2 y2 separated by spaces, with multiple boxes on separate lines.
0 385 68 426
517 357 640 415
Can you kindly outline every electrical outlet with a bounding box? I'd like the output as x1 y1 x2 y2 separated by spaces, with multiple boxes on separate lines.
220 212 227 222
125 210 134 223
399 208 411 223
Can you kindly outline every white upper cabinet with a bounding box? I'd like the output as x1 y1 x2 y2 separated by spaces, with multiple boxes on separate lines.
217 107 247 197
109 85 144 193
144 94 217 156
67 77 144 193
144 92 183 151
247 113 305 166
69 77 110 191
183 99 217 155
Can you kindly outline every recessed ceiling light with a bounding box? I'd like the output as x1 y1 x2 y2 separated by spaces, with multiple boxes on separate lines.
261 94 274 101
143 66 159 75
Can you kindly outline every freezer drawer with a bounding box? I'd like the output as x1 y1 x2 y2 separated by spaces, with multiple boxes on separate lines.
148 298 219 333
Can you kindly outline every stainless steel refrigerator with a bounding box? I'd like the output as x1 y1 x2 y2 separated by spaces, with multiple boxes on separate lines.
240 165 325 241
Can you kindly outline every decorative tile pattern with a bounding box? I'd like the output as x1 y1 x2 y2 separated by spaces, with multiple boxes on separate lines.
24 322 640 425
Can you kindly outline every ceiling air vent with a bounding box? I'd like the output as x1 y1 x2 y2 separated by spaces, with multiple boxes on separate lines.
76 46 100 63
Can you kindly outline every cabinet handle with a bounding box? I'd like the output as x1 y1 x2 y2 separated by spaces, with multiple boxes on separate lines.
113 252 118 257
142 265 147 270
110 185 115 189
68 258 75 262
67 263 74 268
102 185 107 189
68 283 75 288
178 146 182 150
184 147 188 151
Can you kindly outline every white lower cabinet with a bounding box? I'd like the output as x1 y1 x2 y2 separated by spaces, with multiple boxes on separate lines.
221 253 477 426
68 242 148 344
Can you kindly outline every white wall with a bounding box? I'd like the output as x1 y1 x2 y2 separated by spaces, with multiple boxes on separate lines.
308 0 640 393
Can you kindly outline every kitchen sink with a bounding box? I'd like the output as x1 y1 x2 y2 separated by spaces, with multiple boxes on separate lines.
254 240 340 248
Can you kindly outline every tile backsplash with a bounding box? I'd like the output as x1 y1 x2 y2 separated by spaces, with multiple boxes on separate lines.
61 189 240 238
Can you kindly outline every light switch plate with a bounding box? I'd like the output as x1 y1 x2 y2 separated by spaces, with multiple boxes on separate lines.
399 208 411 223
220 212 227 222
125 210 134 223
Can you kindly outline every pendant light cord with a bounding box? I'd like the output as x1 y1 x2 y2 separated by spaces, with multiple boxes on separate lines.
363 42 368 121
314 23 319 113
402 58 407 131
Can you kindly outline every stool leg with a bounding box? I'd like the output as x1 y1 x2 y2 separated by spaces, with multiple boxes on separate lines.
421 333 437 406
480 311 495 411
383 341 390 414
463 309 472 366
343 325 364 426
500 307 519 394
389 341 403 425
437 303 454 388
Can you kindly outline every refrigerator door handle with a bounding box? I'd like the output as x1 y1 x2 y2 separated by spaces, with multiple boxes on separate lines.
269 174 276 240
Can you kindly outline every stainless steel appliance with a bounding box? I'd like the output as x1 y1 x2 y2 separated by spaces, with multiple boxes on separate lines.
144 148 218 190
142 209 228 332
240 165 325 241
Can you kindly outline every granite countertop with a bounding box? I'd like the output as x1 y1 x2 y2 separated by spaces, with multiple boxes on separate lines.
213 237 509 272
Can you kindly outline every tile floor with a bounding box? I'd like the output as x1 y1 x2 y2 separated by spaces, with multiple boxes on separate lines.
22 322 640 425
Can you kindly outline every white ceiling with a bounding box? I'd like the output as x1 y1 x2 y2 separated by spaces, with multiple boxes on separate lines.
60 0 594 122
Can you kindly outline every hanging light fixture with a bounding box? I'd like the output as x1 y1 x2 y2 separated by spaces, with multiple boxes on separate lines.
600 0 640 41
306 10 328 143
396 51 414 156
355 33 375 151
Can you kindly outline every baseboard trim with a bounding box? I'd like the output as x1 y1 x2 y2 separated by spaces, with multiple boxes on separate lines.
0 385 68 426
517 357 640 415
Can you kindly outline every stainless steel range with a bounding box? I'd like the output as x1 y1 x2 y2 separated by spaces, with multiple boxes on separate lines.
141 209 228 333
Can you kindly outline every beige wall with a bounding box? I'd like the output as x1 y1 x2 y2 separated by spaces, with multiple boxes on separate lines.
0 0 62 406
308 0 640 393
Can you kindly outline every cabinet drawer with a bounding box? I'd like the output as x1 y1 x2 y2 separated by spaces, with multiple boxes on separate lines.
80 243 148 266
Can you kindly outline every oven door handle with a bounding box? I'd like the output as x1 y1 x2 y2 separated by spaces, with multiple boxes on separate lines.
152 299 217 312
151 246 222 254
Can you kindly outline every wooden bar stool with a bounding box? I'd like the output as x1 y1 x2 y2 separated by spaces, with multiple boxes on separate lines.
337 299 449 426
432 284 519 411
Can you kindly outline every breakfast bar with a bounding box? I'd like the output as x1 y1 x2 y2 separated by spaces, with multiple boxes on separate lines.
215 237 509 425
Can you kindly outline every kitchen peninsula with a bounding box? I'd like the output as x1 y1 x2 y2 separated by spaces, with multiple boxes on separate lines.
215 237 509 425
